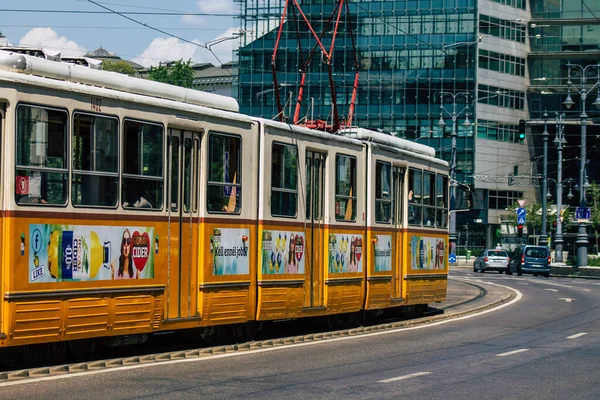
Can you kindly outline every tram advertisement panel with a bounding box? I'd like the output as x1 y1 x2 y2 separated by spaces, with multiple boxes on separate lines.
374 234 392 272
328 234 363 273
261 230 305 275
409 235 446 270
28 224 155 283
210 228 250 275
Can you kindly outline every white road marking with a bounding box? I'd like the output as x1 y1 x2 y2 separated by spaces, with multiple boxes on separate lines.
544 289 559 292
497 349 530 357
582 289 591 292
378 371 432 383
518 282 529 285
559 298 576 303
566 332 588 339
0 280 522 388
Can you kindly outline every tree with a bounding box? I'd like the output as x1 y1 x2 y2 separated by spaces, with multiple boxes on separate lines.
102 60 137 76
587 183 600 254
507 200 555 237
147 59 194 88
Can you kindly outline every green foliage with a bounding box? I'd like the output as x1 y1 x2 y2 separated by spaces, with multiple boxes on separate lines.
102 60 137 76
147 59 194 88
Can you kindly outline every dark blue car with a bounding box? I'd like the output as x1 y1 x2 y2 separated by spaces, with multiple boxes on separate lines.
508 245 551 277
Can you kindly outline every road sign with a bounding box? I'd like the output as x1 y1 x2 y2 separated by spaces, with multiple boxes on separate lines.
575 207 591 222
517 199 526 207
517 207 526 225
449 253 457 263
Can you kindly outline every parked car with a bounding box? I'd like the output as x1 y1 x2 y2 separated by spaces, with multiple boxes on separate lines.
508 245 551 277
473 249 511 273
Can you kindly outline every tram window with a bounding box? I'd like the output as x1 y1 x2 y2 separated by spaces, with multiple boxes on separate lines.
72 113 118 207
375 161 392 223
423 172 436 227
122 120 164 210
436 174 449 228
15 105 68 205
271 143 298 217
207 133 241 214
408 168 422 225
335 154 357 222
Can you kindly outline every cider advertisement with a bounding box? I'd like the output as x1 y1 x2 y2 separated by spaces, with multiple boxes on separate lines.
409 235 446 270
28 224 155 283
328 233 363 273
261 230 305 275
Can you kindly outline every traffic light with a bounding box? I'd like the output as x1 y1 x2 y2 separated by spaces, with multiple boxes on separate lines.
517 224 523 237
518 119 526 141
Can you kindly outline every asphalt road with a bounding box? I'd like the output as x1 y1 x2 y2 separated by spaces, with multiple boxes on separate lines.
2 269 599 400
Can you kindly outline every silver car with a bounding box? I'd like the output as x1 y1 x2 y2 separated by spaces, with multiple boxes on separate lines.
473 249 510 273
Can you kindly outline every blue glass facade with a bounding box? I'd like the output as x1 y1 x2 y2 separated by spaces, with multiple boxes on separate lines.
236 0 477 184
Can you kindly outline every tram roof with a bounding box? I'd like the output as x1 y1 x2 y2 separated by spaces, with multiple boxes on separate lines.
0 49 239 113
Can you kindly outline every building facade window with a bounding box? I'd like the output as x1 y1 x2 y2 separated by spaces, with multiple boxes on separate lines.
478 85 525 110
479 50 526 77
479 15 526 43
489 190 524 210
489 0 526 10
477 120 524 143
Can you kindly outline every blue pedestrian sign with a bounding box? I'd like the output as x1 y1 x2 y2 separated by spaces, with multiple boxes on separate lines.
517 207 526 225
449 253 457 263
575 207 591 221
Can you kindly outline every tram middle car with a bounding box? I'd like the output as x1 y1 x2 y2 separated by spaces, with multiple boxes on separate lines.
0 49 449 363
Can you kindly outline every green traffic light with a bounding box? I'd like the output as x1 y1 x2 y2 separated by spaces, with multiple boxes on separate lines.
519 133 525 140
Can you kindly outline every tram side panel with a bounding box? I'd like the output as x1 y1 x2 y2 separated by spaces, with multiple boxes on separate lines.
197 122 258 327
0 88 172 347
404 167 450 305
324 144 366 315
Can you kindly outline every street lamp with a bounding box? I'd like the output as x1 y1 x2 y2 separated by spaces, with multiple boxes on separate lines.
553 113 567 262
562 61 600 268
439 91 471 258
540 112 549 247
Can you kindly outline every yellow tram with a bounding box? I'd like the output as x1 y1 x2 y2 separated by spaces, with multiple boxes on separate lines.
0 49 450 362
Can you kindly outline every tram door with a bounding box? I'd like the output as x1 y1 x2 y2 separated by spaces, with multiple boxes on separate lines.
166 129 199 320
304 151 325 308
392 166 405 300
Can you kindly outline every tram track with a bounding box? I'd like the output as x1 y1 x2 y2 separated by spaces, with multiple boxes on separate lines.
0 279 514 384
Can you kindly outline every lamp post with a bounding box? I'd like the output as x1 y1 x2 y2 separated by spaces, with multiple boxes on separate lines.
438 91 471 258
540 112 549 247
562 61 600 268
553 113 567 262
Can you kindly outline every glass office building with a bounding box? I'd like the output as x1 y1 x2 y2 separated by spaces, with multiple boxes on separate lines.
235 1 598 250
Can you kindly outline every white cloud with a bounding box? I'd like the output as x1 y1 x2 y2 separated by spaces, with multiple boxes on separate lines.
134 28 243 67
18 28 86 57
133 37 200 67
196 0 233 13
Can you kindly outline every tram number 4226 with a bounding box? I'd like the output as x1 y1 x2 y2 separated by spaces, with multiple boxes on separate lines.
91 96 102 112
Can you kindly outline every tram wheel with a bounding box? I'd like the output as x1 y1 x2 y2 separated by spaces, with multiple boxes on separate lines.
0 346 22 367
326 315 338 329
46 342 67 364
68 339 92 360
244 321 261 340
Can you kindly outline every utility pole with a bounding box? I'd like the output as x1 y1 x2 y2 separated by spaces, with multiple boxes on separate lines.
563 61 600 268
438 91 471 259
554 113 566 262
540 112 549 247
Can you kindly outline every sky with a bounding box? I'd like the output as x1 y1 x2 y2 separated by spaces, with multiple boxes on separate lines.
0 0 241 67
